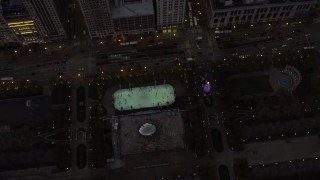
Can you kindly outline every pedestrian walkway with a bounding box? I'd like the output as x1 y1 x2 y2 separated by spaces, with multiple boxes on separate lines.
43 84 51 96
242 135 320 166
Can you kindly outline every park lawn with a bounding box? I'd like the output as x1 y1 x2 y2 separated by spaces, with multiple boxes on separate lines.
229 75 273 95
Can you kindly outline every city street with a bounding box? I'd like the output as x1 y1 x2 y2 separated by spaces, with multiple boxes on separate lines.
0 1 319 178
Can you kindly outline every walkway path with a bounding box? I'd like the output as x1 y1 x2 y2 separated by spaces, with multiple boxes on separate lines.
240 135 320 166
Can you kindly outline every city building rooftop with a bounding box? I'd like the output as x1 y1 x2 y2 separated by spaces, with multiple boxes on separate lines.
210 0 314 9
111 0 154 19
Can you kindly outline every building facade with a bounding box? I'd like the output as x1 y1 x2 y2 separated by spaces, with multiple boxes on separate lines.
22 0 67 42
112 15 155 35
155 0 186 32
77 0 114 39
208 0 315 28
0 0 41 47
6 18 41 45
0 5 19 47
111 0 155 35
3 0 42 45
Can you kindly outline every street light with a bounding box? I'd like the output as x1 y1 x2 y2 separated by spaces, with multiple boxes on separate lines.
44 47 47 50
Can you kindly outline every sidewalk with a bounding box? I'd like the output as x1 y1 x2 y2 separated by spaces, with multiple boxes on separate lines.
242 135 320 166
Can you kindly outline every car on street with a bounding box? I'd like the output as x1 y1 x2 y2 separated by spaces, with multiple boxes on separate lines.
211 129 223 152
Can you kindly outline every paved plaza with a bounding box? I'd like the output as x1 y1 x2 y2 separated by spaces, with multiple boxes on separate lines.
118 110 185 155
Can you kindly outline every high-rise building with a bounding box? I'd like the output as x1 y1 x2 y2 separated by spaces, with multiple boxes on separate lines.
111 0 155 35
1 0 42 46
77 0 114 39
155 0 186 32
0 3 20 47
22 0 67 42
208 0 315 28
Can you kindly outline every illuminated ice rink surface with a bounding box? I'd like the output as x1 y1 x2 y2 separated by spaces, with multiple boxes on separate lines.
113 84 175 111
